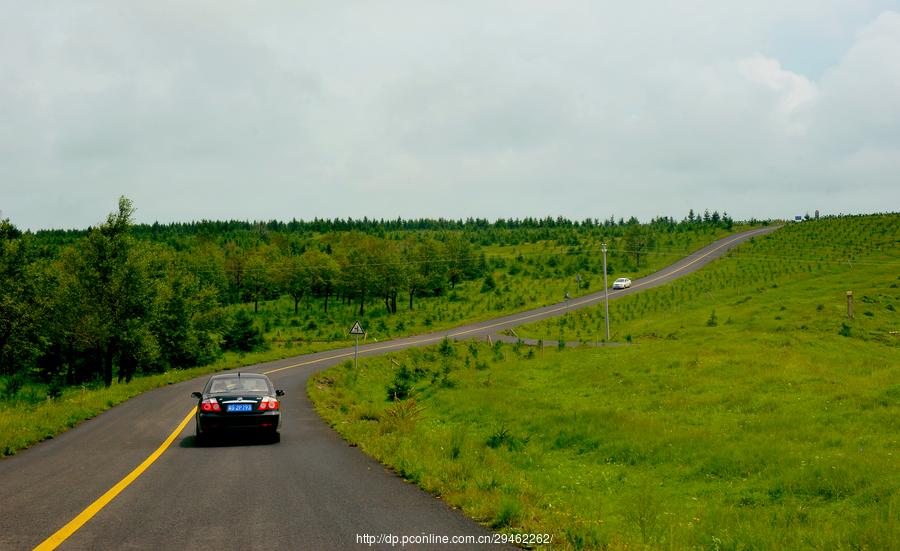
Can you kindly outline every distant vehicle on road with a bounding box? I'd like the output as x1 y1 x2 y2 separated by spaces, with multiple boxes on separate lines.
192 373 284 443
612 277 632 289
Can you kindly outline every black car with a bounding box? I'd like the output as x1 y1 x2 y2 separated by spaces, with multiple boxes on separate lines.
191 373 284 442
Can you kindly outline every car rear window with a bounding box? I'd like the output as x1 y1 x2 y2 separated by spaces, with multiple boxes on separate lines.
208 377 270 393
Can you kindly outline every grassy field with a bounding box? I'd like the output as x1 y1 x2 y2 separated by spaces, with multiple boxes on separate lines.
237 226 742 352
0 225 738 457
309 214 899 549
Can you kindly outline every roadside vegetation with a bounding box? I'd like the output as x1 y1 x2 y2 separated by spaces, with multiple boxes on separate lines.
309 214 899 549
1 199 741 455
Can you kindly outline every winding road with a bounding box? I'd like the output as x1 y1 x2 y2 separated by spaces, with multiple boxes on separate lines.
0 226 778 550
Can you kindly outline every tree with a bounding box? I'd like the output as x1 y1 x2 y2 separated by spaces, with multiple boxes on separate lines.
181 241 227 298
445 235 479 288
303 249 339 313
371 239 405 314
152 255 223 369
223 309 264 352
624 225 656 269
117 322 159 383
339 234 380 316
403 239 450 310
722 212 734 230
0 220 48 376
59 197 157 386
278 254 308 315
223 241 246 304
243 247 276 313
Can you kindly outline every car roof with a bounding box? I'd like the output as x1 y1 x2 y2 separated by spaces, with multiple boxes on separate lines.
208 372 268 380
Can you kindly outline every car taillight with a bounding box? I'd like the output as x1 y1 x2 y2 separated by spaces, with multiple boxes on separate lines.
259 397 279 411
200 398 220 412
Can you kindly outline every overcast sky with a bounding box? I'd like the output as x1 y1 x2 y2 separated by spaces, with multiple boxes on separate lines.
2 1 899 230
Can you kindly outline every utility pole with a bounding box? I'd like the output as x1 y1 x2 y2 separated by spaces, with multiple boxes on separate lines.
847 291 854 319
602 243 610 341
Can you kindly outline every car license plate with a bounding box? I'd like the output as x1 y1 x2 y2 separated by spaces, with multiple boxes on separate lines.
227 403 253 412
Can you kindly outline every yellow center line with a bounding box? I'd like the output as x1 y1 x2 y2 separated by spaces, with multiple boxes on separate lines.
34 408 197 551
33 226 773 549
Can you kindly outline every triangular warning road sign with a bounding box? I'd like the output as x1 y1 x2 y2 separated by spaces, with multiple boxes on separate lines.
349 320 365 335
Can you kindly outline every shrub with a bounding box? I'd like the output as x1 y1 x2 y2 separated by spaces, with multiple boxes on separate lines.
487 425 509 448
706 309 718 327
386 365 415 401
47 378 64 400
435 362 456 388
486 424 526 451
480 273 497 293
839 323 852 337
382 398 424 433
3 375 23 399
438 337 455 357
466 342 479 358
492 341 504 361
223 310 265 352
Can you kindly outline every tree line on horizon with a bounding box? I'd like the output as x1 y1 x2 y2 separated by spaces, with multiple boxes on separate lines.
32 208 737 241
1 198 740 391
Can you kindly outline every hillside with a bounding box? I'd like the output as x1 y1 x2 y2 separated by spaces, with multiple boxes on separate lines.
309 214 900 549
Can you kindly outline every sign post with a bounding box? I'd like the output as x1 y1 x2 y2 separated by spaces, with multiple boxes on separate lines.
349 320 365 369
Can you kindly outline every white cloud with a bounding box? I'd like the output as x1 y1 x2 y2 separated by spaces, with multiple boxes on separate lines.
738 55 818 118
813 11 900 152
0 2 898 229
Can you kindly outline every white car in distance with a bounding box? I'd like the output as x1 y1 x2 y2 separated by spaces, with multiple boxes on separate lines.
612 277 632 289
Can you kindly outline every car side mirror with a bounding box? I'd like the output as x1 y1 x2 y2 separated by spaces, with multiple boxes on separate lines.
276 389 285 397
191 392 202 399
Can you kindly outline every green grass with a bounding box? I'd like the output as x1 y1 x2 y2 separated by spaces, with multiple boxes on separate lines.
309 214 900 549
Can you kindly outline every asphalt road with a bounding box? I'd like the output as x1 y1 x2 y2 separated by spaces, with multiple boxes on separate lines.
0 226 779 550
